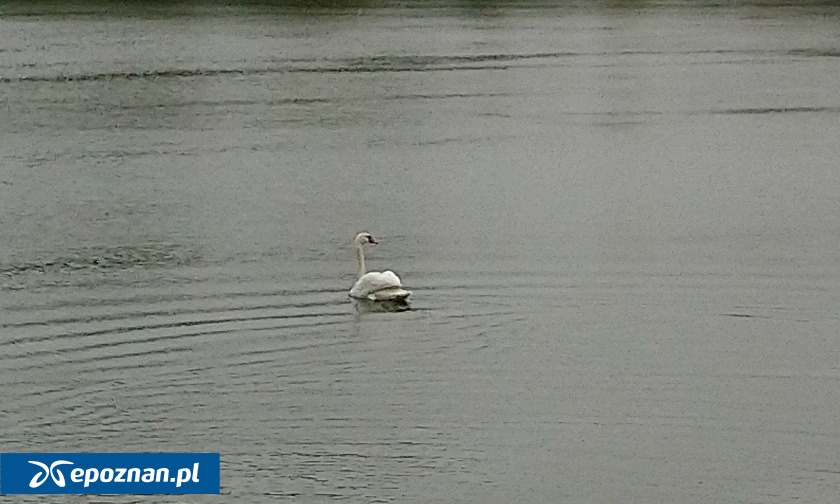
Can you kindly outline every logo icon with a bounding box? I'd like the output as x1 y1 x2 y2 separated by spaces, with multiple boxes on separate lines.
28 460 73 488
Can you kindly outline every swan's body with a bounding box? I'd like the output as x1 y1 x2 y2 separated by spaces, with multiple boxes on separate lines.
350 271 409 300
350 232 411 304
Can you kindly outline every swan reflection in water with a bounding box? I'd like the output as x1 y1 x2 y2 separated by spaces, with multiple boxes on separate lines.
348 232 412 311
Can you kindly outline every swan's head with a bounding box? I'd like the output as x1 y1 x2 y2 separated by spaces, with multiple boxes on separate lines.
354 232 378 246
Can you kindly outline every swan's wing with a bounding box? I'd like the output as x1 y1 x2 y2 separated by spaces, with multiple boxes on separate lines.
350 270 402 298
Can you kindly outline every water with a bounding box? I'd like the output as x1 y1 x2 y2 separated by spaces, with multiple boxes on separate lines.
2 1 840 502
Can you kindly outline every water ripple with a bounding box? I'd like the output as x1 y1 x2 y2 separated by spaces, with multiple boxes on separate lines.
4 48 831 83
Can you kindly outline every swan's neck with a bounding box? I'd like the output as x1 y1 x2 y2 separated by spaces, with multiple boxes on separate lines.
356 244 366 278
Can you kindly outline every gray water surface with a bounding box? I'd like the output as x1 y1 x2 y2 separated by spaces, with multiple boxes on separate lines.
2 2 840 502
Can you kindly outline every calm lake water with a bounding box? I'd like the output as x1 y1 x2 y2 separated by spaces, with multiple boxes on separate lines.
2 1 840 502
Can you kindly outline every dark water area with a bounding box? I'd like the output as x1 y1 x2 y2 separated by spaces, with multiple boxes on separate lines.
2 1 840 502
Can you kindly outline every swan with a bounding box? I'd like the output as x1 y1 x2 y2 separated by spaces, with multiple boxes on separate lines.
349 232 412 303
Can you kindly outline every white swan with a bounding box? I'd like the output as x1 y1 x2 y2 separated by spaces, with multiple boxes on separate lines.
349 232 412 303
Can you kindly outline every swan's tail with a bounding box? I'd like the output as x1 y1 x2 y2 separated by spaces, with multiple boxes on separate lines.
368 287 412 301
